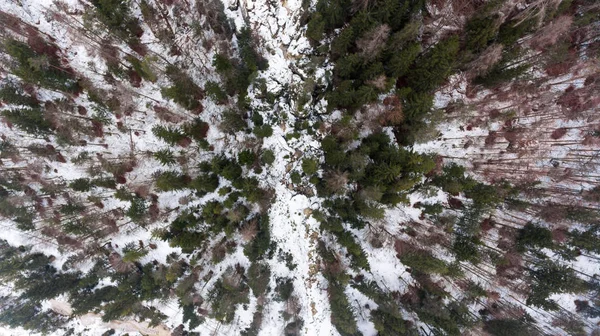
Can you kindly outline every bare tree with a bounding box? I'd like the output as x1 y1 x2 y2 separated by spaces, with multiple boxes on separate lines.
356 24 390 60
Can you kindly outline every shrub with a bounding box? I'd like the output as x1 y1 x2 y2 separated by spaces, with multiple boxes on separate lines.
261 150 275 165
290 171 301 184
238 150 256 166
301 158 319 175
253 124 273 138
70 178 92 192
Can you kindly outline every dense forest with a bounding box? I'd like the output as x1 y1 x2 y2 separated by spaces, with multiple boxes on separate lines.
0 0 599 335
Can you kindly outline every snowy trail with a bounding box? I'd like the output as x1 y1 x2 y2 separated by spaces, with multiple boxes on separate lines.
222 0 338 334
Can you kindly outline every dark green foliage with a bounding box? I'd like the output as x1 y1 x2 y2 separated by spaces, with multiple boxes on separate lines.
237 27 268 82
182 303 203 330
359 132 435 195
238 150 256 166
261 150 275 165
318 132 434 231
70 178 92 192
301 158 318 175
328 277 358 335
247 262 271 296
371 308 407 335
126 196 147 223
90 0 143 43
213 53 233 73
126 56 156 82
0 82 38 106
0 200 36 231
474 47 530 87
337 230 370 270
190 173 220 194
400 251 448 275
306 12 326 42
421 203 443 217
398 88 434 123
15 267 81 302
182 119 210 141
321 135 347 168
290 171 302 184
1 108 53 136
326 80 356 110
452 235 481 263
152 125 188 146
464 15 499 52
565 206 600 223
497 18 536 46
205 81 228 104
60 202 86 215
211 156 242 181
406 35 460 92
432 163 477 195
475 62 530 88
527 260 586 310
516 223 553 252
275 277 294 301
153 149 176 166
569 224 600 254
253 124 273 138
386 41 421 78
483 318 532 336
465 183 502 210
159 212 206 253
244 215 271 262
0 301 66 333
319 244 357 336
155 171 190 191
220 109 247 133
92 177 117 189
213 28 266 104
162 65 204 111
0 242 53 281
3 39 79 92
208 275 250 323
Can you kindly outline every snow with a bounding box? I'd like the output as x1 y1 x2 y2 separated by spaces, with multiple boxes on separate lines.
1 0 599 335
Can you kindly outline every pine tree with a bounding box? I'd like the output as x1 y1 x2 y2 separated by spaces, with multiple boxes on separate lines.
1 108 54 136
154 171 190 191
406 35 460 92
153 149 176 166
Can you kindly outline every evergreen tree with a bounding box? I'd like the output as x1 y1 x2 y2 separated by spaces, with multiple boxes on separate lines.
406 35 460 92
1 108 53 136
154 171 190 191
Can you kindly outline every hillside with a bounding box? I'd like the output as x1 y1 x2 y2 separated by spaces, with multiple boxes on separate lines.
0 0 599 335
